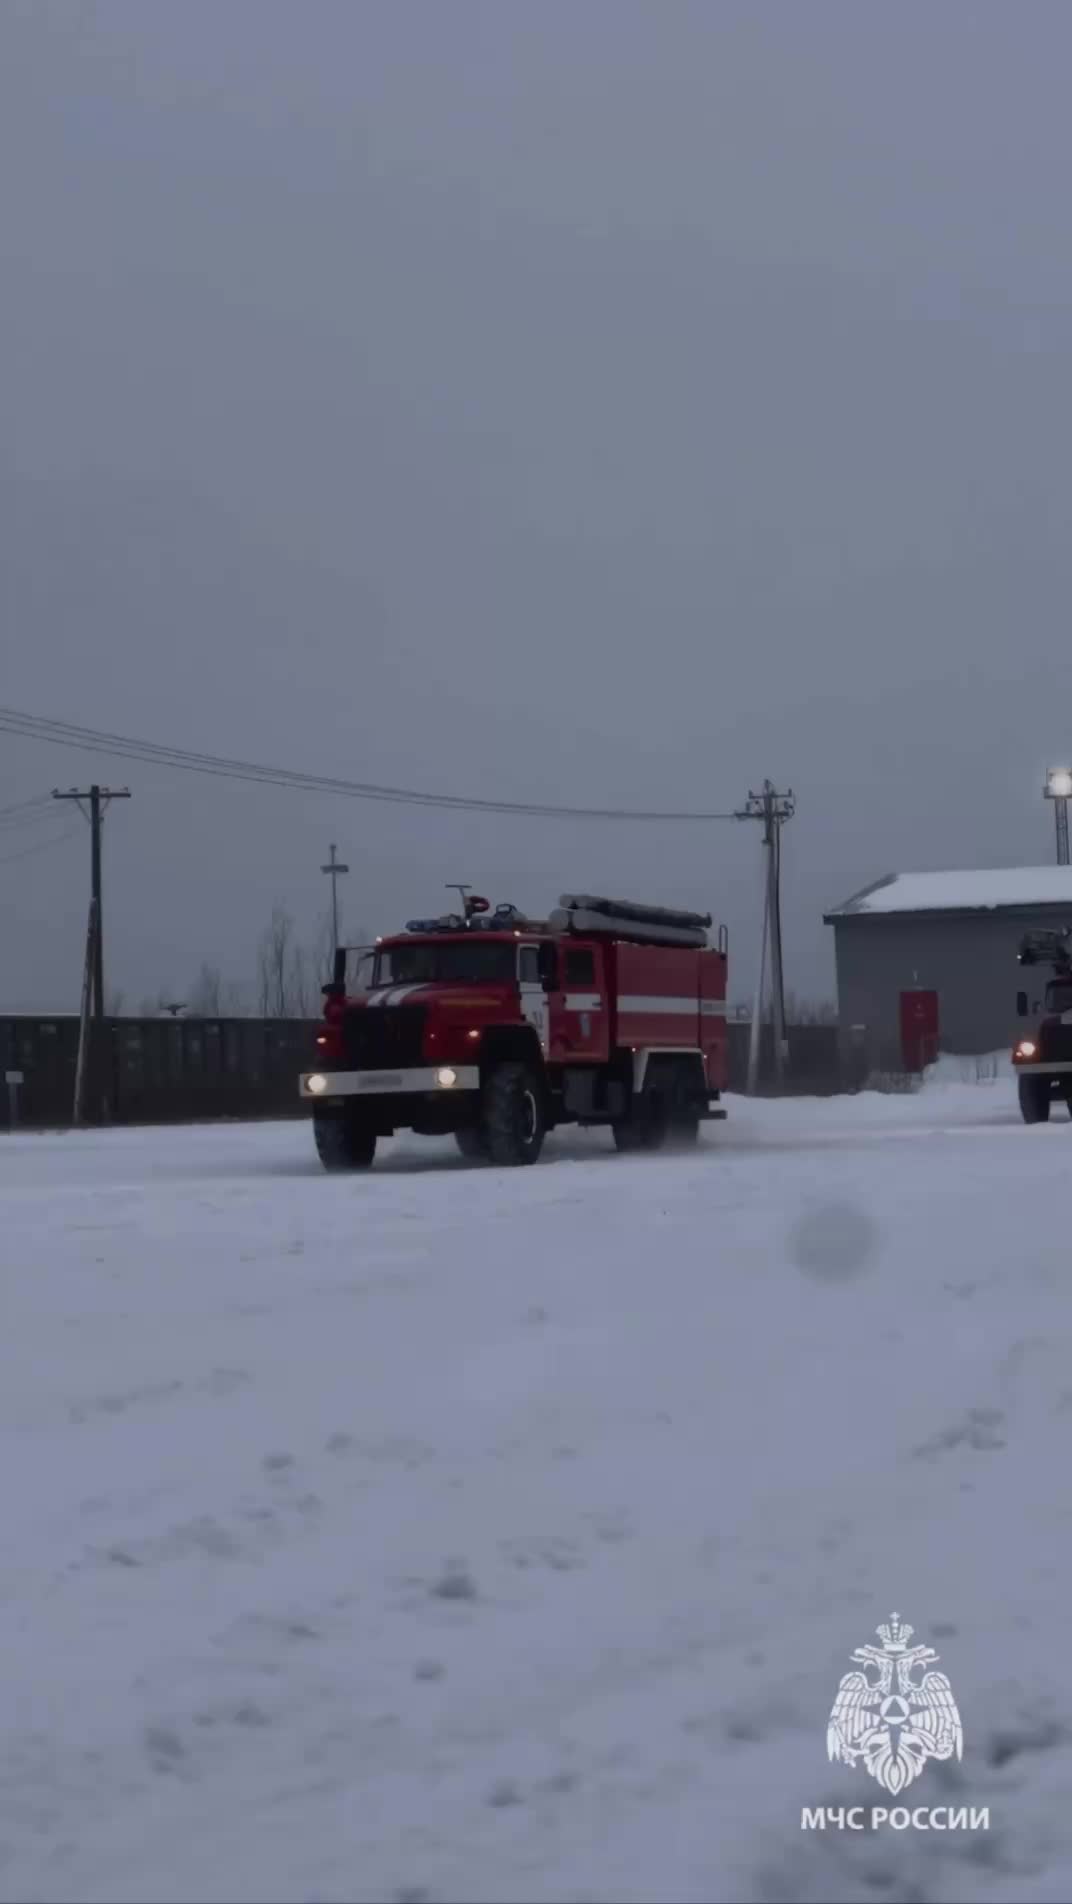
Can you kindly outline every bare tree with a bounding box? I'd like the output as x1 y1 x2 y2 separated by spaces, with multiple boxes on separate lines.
310 909 336 986
288 941 312 1018
257 905 319 1017
783 989 839 1027
188 962 224 1016
221 979 249 1017
256 905 294 1017
253 903 371 1018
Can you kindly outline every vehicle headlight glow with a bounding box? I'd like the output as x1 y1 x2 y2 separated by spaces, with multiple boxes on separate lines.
306 1074 328 1094
436 1066 458 1087
1016 1041 1037 1059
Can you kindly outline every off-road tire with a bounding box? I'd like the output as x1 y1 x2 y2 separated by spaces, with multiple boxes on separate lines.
314 1110 377 1170
612 1098 669 1153
613 1060 705 1153
482 1062 546 1166
1018 1074 1051 1125
667 1112 701 1148
454 1126 490 1162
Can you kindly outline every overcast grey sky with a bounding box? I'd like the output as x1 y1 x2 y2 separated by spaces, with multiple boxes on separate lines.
3 1 1072 1011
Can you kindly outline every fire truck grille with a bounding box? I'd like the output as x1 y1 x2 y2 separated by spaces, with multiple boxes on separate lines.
342 1005 427 1070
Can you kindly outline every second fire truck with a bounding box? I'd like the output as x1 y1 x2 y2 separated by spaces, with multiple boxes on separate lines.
1012 928 1072 1122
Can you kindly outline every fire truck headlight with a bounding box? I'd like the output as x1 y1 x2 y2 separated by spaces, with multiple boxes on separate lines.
1016 1040 1037 1059
436 1066 458 1088
306 1074 328 1094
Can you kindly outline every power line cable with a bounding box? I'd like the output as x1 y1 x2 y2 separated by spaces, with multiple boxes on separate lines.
0 800 72 834
0 823 82 866
0 790 56 826
0 705 739 823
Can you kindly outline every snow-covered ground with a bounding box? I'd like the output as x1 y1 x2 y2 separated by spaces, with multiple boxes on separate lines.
4 1079 1072 1904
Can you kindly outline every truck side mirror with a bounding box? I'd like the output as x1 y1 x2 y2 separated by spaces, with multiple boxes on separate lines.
1016 990 1028 1017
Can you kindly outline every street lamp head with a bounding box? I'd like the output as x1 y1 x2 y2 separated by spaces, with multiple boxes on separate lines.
1046 768 1072 800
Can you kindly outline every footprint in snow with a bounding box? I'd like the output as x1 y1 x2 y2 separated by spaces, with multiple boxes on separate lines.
487 1778 523 1808
430 1561 477 1601
912 1406 1007 1459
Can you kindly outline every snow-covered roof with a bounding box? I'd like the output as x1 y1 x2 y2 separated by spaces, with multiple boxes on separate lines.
826 867 1072 919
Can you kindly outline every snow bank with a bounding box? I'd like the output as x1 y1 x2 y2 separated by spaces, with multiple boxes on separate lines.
2 1089 1071 1902
921 1050 1014 1088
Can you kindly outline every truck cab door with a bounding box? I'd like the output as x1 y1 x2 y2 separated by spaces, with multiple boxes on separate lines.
556 942 609 1062
518 943 549 1055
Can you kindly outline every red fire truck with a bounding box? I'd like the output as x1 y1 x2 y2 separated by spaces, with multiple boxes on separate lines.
300 892 728 1168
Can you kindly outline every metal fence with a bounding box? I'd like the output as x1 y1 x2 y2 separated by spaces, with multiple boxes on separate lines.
0 1013 846 1131
0 1017 316 1130
725 1021 843 1095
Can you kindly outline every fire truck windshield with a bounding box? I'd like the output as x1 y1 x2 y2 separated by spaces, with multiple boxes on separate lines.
1045 979 1072 1015
373 941 517 986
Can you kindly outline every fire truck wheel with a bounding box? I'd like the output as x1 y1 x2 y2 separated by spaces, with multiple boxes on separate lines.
612 1099 670 1152
611 1120 642 1152
483 1062 546 1165
454 1126 490 1161
668 1112 701 1147
313 1110 377 1170
1018 1074 1051 1124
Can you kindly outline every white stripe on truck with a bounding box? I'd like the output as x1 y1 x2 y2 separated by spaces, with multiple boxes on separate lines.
616 995 727 1015
366 985 427 1008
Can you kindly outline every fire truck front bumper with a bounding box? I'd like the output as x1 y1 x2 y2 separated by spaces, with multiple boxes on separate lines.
301 1066 481 1101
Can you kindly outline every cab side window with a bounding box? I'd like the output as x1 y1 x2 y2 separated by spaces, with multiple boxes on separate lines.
518 946 541 984
564 948 596 988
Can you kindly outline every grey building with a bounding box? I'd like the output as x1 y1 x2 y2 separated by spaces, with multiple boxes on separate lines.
824 868 1072 1074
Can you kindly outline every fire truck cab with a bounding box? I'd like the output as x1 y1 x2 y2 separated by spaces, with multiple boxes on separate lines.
300 892 728 1169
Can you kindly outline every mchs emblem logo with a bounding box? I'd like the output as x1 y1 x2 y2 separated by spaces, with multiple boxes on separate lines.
827 1615 963 1795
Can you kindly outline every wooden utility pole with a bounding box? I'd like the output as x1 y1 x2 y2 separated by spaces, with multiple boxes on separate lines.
746 869 769 1096
73 897 97 1126
53 784 131 1118
52 785 131 1017
736 781 795 1089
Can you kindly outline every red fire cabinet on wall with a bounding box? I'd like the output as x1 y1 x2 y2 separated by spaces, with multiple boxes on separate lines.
899 989 939 1073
